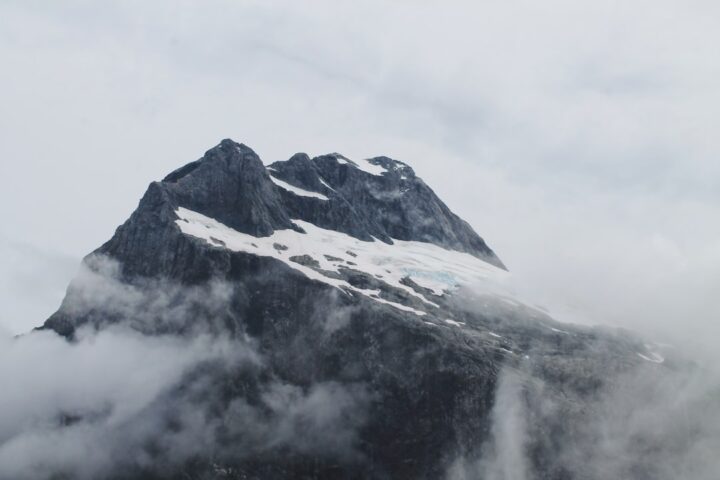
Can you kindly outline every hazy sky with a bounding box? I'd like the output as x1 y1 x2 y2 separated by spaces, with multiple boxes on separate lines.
1 0 719 355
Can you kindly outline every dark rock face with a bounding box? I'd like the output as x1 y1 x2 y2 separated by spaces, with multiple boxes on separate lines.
41 139 667 480
269 152 504 269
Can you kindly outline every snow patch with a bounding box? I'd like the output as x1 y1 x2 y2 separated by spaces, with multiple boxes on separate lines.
177 206 511 309
175 207 454 317
175 208 512 315
175 207 509 315
544 325 570 335
637 351 665 364
404 269 456 296
268 174 329 200
444 319 465 327
318 177 335 191
336 154 388 176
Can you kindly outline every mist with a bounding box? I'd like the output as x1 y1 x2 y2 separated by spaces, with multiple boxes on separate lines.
0 327 236 478
0 257 371 479
446 362 720 480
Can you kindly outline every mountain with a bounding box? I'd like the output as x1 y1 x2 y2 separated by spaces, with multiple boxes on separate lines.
40 139 673 479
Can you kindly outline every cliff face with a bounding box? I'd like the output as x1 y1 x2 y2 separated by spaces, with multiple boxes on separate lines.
41 139 668 480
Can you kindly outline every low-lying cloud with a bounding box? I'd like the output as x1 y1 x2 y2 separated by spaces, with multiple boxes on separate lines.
447 359 720 480
0 327 239 478
0 256 371 479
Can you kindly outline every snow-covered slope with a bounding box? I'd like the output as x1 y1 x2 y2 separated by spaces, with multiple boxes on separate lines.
176 206 510 316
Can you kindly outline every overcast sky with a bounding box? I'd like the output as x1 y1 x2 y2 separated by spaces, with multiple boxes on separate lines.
1 0 719 356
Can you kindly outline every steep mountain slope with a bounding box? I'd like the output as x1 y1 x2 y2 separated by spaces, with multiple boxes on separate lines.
40 139 671 480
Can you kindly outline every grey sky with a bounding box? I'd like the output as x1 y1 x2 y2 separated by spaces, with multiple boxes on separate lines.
1 0 719 357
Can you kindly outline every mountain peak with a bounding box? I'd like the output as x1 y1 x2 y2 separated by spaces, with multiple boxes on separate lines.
69 139 506 285
36 139 664 480
162 138 262 183
217 137 255 153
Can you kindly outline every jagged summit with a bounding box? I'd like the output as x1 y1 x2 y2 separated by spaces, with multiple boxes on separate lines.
45 138 511 336
164 139 504 268
45 139 507 335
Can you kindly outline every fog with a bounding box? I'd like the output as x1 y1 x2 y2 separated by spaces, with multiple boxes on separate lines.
0 258 370 479
2 255 717 478
0 327 236 478
445 361 720 480
0 326 370 479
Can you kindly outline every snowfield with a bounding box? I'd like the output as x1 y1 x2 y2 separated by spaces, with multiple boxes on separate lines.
175 207 511 316
268 174 329 200
333 154 388 176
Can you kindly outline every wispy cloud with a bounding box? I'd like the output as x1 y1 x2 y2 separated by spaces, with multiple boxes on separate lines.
0 255 370 479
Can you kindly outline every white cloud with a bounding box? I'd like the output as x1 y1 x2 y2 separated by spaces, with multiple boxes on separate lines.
0 327 237 478
1 0 719 359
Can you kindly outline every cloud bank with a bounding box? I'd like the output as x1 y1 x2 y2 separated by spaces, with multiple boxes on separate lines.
0 257 370 479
